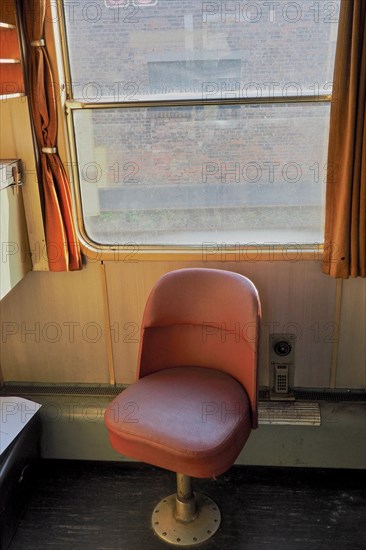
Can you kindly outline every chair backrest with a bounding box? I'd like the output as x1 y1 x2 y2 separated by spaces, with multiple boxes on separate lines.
137 268 261 428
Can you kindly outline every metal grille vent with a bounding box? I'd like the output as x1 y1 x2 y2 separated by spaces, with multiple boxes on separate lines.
259 401 321 426
275 364 289 393
259 389 270 400
1 385 365 402
294 390 366 402
0 385 124 397
259 388 366 402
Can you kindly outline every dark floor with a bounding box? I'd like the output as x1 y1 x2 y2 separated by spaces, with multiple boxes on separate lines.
9 461 366 550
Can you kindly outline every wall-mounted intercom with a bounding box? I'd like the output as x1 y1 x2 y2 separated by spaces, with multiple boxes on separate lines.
269 333 296 400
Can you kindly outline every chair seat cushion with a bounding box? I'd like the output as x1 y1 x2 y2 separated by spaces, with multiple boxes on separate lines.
104 367 252 478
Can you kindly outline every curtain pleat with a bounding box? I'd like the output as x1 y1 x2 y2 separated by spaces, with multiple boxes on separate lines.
23 0 82 271
322 0 366 278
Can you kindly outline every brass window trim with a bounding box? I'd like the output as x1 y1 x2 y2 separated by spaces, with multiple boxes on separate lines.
66 94 332 110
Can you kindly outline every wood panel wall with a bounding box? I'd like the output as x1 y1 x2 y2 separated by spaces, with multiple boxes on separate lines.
2 258 363 390
337 277 366 388
0 96 48 271
0 262 110 383
105 260 337 387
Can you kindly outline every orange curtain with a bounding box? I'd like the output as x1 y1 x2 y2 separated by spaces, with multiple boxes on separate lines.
322 0 366 278
23 0 82 271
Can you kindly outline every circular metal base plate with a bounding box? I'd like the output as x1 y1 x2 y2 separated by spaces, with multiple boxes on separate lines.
152 493 221 546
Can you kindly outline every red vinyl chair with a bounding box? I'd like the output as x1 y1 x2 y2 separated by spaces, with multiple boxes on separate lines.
105 268 261 546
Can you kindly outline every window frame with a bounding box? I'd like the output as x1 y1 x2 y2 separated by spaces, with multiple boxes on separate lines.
56 0 336 263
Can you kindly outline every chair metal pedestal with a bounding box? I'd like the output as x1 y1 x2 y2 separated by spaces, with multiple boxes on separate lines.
152 473 221 546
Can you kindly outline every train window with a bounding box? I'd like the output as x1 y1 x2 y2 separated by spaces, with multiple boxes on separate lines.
61 0 340 248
